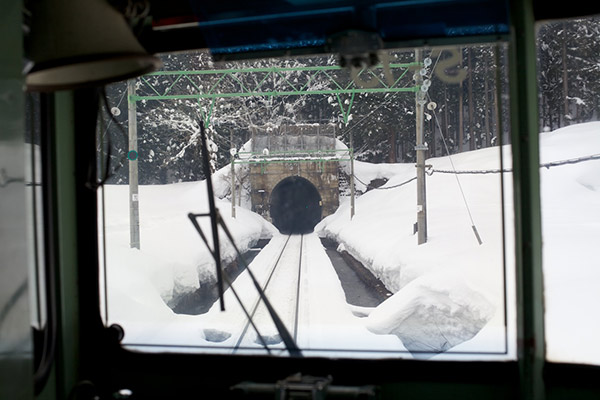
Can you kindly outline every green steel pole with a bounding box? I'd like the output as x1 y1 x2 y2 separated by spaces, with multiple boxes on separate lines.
231 129 236 219
53 91 80 400
349 135 355 219
509 0 545 398
0 1 33 397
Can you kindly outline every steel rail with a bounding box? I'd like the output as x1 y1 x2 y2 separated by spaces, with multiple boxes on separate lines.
234 234 306 354
232 234 293 353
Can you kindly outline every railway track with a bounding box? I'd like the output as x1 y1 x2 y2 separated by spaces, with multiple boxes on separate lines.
230 234 306 354
201 232 398 357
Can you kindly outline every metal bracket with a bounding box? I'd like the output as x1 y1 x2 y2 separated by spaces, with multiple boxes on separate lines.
232 373 377 399
276 374 331 400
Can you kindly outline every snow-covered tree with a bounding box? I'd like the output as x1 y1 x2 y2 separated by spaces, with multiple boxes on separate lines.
537 17 600 130
141 102 219 174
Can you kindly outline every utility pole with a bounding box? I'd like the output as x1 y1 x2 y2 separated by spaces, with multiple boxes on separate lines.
349 130 355 219
128 79 140 249
415 49 428 244
230 129 236 218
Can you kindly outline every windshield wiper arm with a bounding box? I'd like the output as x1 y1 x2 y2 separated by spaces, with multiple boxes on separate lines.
190 121 302 357
198 121 225 311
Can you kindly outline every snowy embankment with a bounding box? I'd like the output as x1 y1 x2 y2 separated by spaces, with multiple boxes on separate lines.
319 142 514 357
101 177 277 316
538 122 600 365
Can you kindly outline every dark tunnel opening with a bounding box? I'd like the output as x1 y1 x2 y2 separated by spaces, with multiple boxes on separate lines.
269 176 322 234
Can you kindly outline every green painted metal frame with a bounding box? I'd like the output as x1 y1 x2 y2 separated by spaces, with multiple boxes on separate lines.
0 0 33 398
236 148 352 159
234 149 352 175
51 91 81 400
509 0 545 398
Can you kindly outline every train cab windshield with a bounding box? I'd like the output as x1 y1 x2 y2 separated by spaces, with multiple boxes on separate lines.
97 44 515 360
6 1 600 399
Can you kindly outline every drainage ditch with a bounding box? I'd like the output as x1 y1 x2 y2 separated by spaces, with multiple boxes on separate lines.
319 237 392 307
171 238 271 315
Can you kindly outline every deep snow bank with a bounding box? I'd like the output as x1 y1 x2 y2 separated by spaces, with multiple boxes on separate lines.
102 179 277 313
317 141 514 356
539 121 600 365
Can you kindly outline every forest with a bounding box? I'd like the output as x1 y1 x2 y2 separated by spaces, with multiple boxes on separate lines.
100 16 600 185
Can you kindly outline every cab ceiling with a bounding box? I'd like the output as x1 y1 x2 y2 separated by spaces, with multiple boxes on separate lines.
143 0 509 58
142 0 600 58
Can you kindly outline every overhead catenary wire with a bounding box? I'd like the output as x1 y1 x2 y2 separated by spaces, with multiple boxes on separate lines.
353 174 417 190
343 50 443 162
339 51 436 150
429 50 444 77
352 151 598 191
428 153 600 175
101 87 128 136
90 88 129 189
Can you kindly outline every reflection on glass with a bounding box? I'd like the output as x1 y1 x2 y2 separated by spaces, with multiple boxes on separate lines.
24 92 46 332
98 44 514 360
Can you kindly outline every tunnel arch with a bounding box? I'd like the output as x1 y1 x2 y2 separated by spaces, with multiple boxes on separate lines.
269 176 322 234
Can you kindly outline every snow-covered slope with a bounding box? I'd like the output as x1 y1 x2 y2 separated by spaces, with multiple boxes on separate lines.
102 179 277 312
319 139 514 358
538 122 600 365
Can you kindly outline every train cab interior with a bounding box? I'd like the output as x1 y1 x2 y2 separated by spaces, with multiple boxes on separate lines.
2 0 600 398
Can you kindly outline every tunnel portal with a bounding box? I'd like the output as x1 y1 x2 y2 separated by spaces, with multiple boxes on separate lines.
269 176 322 234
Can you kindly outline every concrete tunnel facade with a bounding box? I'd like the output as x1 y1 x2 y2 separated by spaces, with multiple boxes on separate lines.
249 161 340 234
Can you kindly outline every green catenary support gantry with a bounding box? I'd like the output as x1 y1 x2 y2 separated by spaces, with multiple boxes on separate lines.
129 62 422 125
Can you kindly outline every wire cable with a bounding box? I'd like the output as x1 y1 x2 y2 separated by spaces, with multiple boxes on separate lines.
353 174 417 190
343 50 440 157
428 153 600 175
87 87 129 189
428 92 483 244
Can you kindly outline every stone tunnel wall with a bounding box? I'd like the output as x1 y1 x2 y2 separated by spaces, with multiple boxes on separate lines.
249 161 339 223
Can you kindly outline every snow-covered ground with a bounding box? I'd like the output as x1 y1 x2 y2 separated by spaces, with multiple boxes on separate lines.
320 139 514 359
539 122 600 365
101 122 600 363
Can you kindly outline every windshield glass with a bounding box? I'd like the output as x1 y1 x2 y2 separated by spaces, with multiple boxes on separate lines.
538 15 600 366
97 44 515 360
